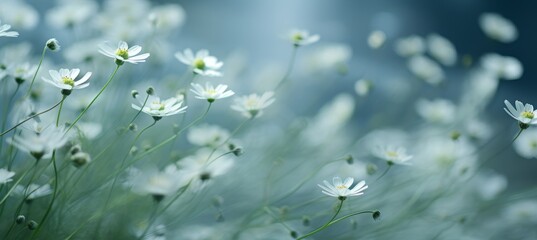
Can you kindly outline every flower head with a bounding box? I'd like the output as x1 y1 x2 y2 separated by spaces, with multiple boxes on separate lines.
14 184 53 200
288 29 320 46
0 20 19 37
187 124 230 148
318 177 368 198
514 128 537 159
42 68 91 90
132 94 187 119
175 49 223 77
231 92 275 118
128 167 183 201
0 168 15 184
504 100 537 126
99 41 150 65
8 123 71 160
46 38 61 51
479 13 518 43
190 82 234 103
372 145 413 165
480 53 523 80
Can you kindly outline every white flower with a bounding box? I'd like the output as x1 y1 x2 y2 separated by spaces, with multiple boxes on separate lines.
14 184 53 200
8 124 71 160
427 34 457 66
504 100 537 125
0 168 15 184
0 1 39 30
514 128 537 159
175 49 223 77
503 200 537 224
306 44 352 74
231 92 275 118
132 95 187 119
355 79 373 97
148 4 185 30
318 177 368 198
416 98 456 124
372 145 413 165
99 41 150 64
42 68 92 90
190 82 234 102
474 172 507 200
368 30 386 49
479 13 518 43
175 148 234 190
408 55 445 85
45 1 98 29
0 20 19 37
394 35 425 57
480 53 523 80
187 124 230 147
129 167 183 199
10 63 36 82
288 29 320 46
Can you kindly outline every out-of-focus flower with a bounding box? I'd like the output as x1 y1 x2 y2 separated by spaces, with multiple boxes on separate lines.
190 82 234 103
46 1 97 29
42 68 91 90
76 122 103 140
318 177 368 198
0 1 39 30
427 34 457 66
132 95 187 119
474 172 507 200
372 145 413 165
479 13 518 43
504 100 537 126
306 43 351 74
231 92 275 118
514 128 537 159
503 200 537 224
0 168 15 184
408 55 445 85
416 98 456 124
64 39 103 63
355 79 373 97
394 35 425 57
288 29 320 46
8 123 71 160
368 30 386 49
464 118 493 141
148 4 185 30
14 184 53 200
129 167 183 200
46 38 61 51
175 49 223 77
10 63 36 84
0 20 19 37
187 124 230 148
99 41 150 65
480 53 523 80
175 148 235 189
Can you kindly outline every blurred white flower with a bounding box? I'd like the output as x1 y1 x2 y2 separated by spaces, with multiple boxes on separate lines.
408 55 445 85
394 35 425 57
0 20 18 37
416 137 477 176
46 0 98 29
416 98 456 124
77 122 103 140
464 118 493 141
42 68 92 90
148 4 185 30
372 145 413 165
288 29 320 46
231 92 275 118
480 53 523 80
318 177 368 198
14 183 53 200
479 13 518 43
190 82 234 103
64 38 103 63
8 123 71 160
474 172 507 200
10 63 36 83
129 167 183 199
503 200 537 224
132 95 187 119
175 49 223 77
368 30 386 49
427 34 457 66
303 94 354 146
99 41 150 64
355 79 373 97
514 128 537 159
306 43 352 74
0 1 39 30
0 168 15 184
175 148 235 189
187 124 230 148
504 100 537 125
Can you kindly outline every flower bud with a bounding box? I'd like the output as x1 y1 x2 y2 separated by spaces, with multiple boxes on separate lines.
69 144 82 155
16 215 26 224
302 216 310 226
46 38 61 51
70 152 91 168
27 220 38 230
232 147 243 157
130 146 139 156
131 90 139 99
146 86 155 95
128 123 138 132
290 231 298 239
372 210 381 221
345 154 354 164
366 163 378 175
450 130 461 141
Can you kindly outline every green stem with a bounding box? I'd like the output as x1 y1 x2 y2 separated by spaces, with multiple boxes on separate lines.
66 65 121 134
375 164 392 181
0 97 65 137
0 84 20 155
512 127 524 142
56 95 67 126
25 46 47 98
138 202 160 239
30 151 59 239
296 199 345 240
275 46 298 90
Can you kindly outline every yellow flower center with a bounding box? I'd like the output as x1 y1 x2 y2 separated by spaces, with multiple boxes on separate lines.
62 76 75 86
521 111 535 119
115 48 129 59
206 89 217 95
193 58 205 70
531 141 537 149
386 151 398 158
150 101 165 111
336 185 347 190
292 33 304 42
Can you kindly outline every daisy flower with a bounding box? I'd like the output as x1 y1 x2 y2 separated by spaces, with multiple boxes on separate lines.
175 49 223 77
42 68 92 91
128 167 183 201
514 128 537 159
288 29 320 46
372 145 413 165
8 123 71 160
367 30 386 49
504 100 537 127
0 168 15 184
14 184 53 201
480 53 523 80
0 20 19 37
132 94 187 120
318 177 368 199
98 41 150 65
231 92 275 118
394 35 425 57
479 13 518 43
426 34 457 66
187 124 230 148
190 82 234 103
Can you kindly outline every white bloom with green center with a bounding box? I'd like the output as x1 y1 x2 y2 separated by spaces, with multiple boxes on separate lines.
132 95 187 118
0 20 19 37
98 41 150 64
190 82 234 102
0 168 15 184
8 123 71 160
231 91 275 118
175 48 223 77
288 29 320 46
42 68 92 90
514 128 537 159
318 177 368 198
373 145 413 165
504 100 537 125
14 183 53 200
481 53 523 80
479 13 518 43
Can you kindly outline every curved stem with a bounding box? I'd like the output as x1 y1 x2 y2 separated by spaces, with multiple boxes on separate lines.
0 97 65 137
25 46 47 98
0 84 20 154
375 164 392 182
30 151 59 239
275 46 298 91
138 202 159 240
66 65 121 134
512 128 524 142
297 199 345 240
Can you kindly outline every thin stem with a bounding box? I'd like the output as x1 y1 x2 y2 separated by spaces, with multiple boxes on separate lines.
375 164 392 182
512 127 524 142
56 95 67 126
30 151 59 239
275 46 298 91
66 65 121 134
0 84 20 154
296 199 345 240
138 202 160 239
0 97 65 137
25 46 47 98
